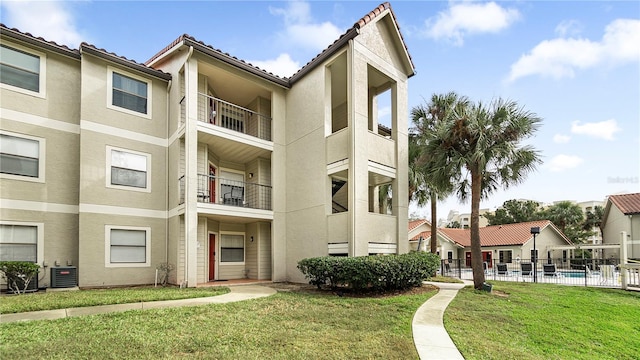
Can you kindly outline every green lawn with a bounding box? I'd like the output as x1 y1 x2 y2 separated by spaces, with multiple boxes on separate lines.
445 282 640 360
0 286 229 314
0 286 435 359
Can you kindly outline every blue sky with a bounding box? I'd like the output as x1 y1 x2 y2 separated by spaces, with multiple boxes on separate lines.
2 0 638 221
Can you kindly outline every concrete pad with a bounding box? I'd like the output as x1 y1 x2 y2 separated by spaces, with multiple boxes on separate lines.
66 303 143 317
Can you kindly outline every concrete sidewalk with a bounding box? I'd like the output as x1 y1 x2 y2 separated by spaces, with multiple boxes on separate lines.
413 281 473 360
0 285 276 324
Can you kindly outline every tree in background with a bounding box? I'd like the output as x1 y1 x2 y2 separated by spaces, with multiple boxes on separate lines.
423 96 542 289
410 92 463 254
583 205 605 240
446 221 461 229
484 199 544 225
541 201 590 243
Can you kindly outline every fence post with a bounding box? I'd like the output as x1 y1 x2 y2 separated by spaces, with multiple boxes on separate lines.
621 231 628 290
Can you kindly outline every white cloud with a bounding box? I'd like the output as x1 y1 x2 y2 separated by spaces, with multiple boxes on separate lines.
0 0 83 47
548 154 584 172
571 119 621 141
553 134 571 144
555 20 583 37
269 1 343 52
508 18 640 82
424 1 520 46
248 53 301 78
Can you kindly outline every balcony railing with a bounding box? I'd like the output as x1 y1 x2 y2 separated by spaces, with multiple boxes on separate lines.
179 174 272 211
183 93 272 141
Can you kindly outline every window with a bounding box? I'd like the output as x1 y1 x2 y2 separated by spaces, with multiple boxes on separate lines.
499 250 513 263
220 234 244 263
0 224 37 262
447 251 453 261
107 67 151 117
0 131 45 181
530 249 539 262
0 44 43 95
106 226 150 267
107 146 150 191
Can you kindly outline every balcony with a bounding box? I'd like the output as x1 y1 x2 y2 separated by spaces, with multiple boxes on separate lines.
181 94 272 141
179 174 272 211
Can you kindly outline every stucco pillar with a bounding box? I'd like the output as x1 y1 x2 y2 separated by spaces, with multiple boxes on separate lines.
184 56 198 287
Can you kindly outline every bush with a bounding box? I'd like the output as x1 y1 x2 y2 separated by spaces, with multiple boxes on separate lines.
297 252 440 293
0 261 41 295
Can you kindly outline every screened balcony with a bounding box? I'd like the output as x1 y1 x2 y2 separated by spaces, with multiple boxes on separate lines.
179 174 272 211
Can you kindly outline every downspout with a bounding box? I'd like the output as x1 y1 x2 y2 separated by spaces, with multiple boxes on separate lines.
182 46 194 287
165 79 172 267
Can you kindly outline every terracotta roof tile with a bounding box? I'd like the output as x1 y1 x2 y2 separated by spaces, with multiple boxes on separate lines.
609 193 640 215
410 231 431 241
438 220 571 247
0 23 80 58
408 219 429 232
80 42 171 80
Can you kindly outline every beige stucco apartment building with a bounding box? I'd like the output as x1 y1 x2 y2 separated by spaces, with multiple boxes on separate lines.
0 3 413 289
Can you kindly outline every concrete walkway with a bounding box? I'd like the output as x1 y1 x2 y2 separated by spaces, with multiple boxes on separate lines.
413 280 473 360
0 285 276 324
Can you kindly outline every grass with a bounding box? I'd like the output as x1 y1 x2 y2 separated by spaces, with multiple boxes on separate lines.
0 286 230 314
445 282 640 360
426 275 464 283
0 286 436 359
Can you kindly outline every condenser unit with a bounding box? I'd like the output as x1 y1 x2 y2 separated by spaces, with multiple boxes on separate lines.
50 267 78 288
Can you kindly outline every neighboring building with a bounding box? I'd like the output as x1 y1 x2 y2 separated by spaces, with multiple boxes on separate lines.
422 220 573 267
0 2 414 289
408 219 430 251
443 209 490 229
602 193 640 260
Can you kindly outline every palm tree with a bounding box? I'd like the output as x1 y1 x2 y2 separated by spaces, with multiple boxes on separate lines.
411 92 466 254
423 97 542 289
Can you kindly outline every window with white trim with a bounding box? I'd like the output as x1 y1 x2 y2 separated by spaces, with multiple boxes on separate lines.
220 234 244 263
106 226 150 267
499 250 513 263
107 67 152 117
0 131 45 181
0 224 37 262
107 146 150 191
0 44 44 95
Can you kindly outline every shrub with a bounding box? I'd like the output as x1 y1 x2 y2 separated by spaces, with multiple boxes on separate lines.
0 261 41 295
297 252 439 293
156 262 175 286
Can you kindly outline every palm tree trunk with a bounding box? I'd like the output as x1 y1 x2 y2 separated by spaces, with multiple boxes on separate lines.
430 194 438 253
470 168 485 289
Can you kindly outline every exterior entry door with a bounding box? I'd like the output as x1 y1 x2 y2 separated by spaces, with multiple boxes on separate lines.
482 251 492 268
209 234 216 281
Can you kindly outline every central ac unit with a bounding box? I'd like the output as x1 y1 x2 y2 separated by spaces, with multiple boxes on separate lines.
50 266 78 288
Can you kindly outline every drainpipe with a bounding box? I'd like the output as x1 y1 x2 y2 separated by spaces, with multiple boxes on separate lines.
165 79 172 267
183 46 194 288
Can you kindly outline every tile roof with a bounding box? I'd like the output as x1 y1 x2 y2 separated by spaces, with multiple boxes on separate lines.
438 220 571 247
80 43 171 80
146 2 414 86
608 193 640 215
0 23 80 59
408 219 429 232
410 230 431 241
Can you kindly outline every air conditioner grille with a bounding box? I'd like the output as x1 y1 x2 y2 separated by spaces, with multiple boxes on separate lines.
51 267 78 288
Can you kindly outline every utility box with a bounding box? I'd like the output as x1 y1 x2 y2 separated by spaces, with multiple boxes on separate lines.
50 267 78 288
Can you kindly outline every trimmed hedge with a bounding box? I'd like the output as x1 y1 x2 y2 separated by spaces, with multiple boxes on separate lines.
297 251 439 292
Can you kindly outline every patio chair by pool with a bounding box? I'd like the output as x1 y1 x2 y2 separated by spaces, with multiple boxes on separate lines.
497 263 510 276
520 262 533 276
543 263 562 277
600 264 615 284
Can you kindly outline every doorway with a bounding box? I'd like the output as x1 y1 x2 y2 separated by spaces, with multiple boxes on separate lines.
209 233 216 281
209 164 216 204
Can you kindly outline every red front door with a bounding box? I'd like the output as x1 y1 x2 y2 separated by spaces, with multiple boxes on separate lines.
482 251 493 268
465 252 472 267
209 165 216 204
209 234 216 281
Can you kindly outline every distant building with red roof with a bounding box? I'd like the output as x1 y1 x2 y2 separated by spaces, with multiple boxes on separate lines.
602 193 640 260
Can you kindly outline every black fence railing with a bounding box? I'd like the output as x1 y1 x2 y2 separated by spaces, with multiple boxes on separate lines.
197 94 272 141
179 174 272 211
441 258 623 288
